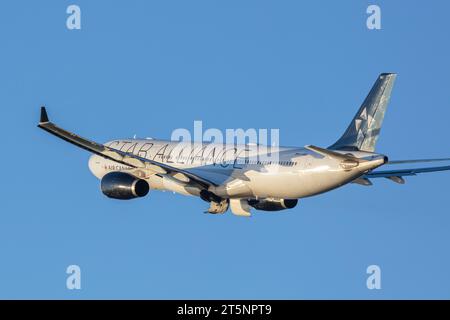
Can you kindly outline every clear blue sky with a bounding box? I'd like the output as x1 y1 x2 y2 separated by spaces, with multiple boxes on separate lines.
1 0 450 299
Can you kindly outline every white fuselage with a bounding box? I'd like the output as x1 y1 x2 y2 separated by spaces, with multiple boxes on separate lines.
88 139 386 200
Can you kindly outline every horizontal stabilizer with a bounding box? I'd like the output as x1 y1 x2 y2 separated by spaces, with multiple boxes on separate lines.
305 145 364 162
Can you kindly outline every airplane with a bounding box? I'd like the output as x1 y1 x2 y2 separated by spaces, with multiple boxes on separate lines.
38 73 450 216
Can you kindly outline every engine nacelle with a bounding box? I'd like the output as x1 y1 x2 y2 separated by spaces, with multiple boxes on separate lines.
100 172 149 200
248 198 298 211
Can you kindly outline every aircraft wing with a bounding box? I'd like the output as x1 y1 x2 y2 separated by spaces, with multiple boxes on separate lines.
37 107 217 188
387 158 450 164
366 165 450 177
360 158 450 184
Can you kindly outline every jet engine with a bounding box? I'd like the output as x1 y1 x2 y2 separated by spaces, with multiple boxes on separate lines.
248 198 298 211
100 172 149 200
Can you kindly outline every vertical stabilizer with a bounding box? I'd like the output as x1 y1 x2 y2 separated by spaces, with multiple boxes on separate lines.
329 73 397 152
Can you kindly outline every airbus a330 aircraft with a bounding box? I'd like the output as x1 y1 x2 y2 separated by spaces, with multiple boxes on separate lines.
38 73 450 216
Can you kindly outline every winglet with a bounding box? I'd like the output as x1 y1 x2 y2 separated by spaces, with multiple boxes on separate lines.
40 106 49 123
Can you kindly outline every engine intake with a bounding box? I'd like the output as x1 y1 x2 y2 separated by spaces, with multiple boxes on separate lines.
248 198 298 211
100 172 149 200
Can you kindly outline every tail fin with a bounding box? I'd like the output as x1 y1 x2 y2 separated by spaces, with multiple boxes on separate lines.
329 73 397 152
